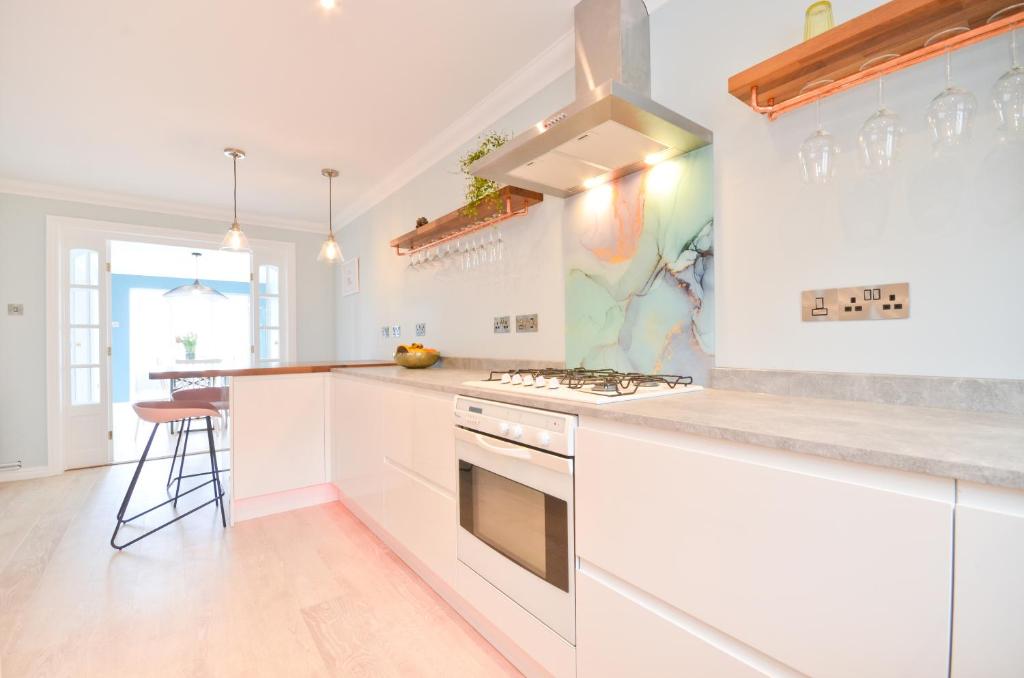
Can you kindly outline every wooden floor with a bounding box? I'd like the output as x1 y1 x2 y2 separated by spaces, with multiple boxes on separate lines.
0 461 519 677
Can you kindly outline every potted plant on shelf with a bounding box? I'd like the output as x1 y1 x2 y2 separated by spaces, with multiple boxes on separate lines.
176 332 198 361
458 131 509 217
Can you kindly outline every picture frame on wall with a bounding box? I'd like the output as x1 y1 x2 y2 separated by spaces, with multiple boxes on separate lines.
341 257 360 296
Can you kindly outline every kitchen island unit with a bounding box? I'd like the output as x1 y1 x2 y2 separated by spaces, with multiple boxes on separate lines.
149 360 393 523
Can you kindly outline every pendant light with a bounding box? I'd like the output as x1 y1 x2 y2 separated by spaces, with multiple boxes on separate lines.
317 168 344 263
164 252 228 299
221 147 251 251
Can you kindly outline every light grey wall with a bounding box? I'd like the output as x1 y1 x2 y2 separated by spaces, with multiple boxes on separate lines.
338 0 1024 380
0 192 336 469
335 73 574 363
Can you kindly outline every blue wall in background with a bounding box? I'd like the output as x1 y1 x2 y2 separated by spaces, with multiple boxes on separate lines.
111 274 250 402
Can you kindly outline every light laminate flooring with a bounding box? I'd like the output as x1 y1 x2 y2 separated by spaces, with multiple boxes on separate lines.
0 461 518 677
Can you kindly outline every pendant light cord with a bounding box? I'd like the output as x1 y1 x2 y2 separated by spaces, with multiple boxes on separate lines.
328 174 334 236
232 155 238 224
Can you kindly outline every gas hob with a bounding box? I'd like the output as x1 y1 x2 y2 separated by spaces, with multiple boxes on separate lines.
463 368 703 405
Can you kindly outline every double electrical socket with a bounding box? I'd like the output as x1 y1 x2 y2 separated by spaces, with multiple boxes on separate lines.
493 314 539 333
381 325 402 338
802 282 910 322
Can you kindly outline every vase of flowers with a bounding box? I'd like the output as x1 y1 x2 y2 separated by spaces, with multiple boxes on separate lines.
176 332 198 361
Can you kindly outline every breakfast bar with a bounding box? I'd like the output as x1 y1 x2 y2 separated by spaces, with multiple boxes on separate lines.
149 360 393 523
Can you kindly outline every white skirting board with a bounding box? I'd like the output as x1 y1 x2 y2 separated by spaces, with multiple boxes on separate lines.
337 491 555 678
231 482 340 524
0 464 62 483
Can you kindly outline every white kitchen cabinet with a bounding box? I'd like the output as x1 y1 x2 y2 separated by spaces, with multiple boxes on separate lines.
951 481 1024 678
232 373 327 499
577 565 776 678
331 375 385 523
575 420 955 678
410 391 456 492
382 459 456 586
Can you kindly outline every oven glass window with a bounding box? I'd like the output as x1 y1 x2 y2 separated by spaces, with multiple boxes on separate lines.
459 461 569 592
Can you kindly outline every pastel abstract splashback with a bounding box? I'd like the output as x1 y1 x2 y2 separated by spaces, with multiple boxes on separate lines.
564 145 714 383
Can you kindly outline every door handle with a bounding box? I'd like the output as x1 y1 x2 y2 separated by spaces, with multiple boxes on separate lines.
472 433 531 460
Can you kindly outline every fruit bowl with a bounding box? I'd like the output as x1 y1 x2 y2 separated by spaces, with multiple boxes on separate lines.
393 343 440 369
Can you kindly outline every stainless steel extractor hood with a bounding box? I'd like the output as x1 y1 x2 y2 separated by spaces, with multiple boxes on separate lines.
470 0 712 198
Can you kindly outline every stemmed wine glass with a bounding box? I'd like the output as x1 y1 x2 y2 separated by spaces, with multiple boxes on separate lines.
798 79 840 184
857 54 904 171
989 6 1024 141
925 27 977 152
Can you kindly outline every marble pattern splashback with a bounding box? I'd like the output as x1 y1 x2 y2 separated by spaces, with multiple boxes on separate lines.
564 145 714 383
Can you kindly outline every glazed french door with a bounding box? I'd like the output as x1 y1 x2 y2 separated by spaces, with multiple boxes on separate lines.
252 249 288 362
60 233 111 469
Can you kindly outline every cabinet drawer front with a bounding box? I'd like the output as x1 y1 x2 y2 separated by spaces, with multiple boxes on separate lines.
576 425 953 678
577 567 773 678
383 461 456 586
411 392 456 492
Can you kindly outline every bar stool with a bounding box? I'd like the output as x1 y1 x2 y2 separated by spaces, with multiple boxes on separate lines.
167 386 230 491
111 399 226 550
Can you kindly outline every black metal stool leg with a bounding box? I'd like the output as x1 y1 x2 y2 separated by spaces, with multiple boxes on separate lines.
205 416 227 527
111 423 159 549
166 419 185 488
174 417 191 507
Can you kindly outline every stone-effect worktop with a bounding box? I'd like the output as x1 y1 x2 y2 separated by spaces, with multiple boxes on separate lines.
334 365 1024 490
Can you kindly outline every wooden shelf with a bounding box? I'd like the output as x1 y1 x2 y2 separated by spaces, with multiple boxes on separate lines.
729 0 1024 120
388 186 543 255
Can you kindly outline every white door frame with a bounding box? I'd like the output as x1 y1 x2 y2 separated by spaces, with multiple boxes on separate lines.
45 215 297 474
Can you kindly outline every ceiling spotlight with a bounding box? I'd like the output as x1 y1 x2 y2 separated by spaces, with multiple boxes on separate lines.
583 176 605 190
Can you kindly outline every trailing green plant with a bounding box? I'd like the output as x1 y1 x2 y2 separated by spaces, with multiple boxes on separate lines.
458 131 510 217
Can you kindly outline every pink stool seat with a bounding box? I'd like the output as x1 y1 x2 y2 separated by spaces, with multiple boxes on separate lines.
133 400 220 424
172 386 230 411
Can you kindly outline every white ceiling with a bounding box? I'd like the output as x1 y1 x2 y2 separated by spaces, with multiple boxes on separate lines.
0 0 579 229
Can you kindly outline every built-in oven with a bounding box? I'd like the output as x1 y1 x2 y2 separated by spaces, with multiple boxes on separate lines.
453 396 577 644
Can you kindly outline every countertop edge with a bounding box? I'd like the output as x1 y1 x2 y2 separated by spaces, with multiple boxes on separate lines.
150 361 395 380
332 366 1024 491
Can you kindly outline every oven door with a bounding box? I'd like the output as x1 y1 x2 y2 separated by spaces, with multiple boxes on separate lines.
455 426 575 643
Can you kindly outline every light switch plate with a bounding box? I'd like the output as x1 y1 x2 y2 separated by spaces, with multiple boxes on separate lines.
415 323 426 337
7 303 24 316
381 326 390 338
516 314 538 333
802 282 909 321
390 324 401 338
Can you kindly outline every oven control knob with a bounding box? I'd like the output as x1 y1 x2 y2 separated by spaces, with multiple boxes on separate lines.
537 431 552 446
510 424 524 439
500 373 512 384
498 421 510 436
535 375 547 388
523 374 535 386
511 373 523 385
547 377 561 389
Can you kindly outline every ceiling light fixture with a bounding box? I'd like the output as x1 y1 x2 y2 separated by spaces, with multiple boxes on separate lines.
319 0 337 9
583 176 605 190
220 148 251 252
164 252 228 299
317 168 343 264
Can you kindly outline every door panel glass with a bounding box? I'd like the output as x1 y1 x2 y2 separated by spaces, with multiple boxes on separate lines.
259 296 279 327
70 366 100 405
69 249 99 286
70 327 100 365
259 328 280 360
258 265 279 295
69 287 99 325
459 461 569 592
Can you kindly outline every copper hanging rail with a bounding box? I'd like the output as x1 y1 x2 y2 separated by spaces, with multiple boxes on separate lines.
389 186 543 256
729 0 1024 121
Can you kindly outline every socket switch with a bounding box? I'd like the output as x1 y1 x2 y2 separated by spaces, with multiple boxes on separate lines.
494 316 510 334
381 326 390 338
415 323 426 337
7 303 24 316
802 282 910 322
516 313 538 333
390 324 402 338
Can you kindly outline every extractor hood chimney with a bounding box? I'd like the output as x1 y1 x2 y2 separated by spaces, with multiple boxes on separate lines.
470 0 712 198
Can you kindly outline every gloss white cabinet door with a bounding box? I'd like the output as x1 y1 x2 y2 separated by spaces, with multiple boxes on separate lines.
410 391 456 492
382 459 456 586
951 481 1024 677
577 566 773 678
576 422 954 678
332 375 384 523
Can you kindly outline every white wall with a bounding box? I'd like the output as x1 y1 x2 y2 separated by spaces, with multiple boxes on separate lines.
335 74 573 362
0 192 337 469
651 0 1023 379
337 0 1023 380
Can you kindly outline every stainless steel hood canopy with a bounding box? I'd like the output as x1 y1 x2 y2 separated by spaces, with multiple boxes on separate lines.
471 0 712 198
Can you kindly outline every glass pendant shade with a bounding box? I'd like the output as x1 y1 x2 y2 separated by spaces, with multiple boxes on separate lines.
164 253 227 300
317 233 343 263
318 168 343 264
221 221 250 251
220 148 251 251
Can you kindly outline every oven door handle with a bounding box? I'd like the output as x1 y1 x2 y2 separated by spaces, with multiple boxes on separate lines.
455 427 572 476
468 431 531 459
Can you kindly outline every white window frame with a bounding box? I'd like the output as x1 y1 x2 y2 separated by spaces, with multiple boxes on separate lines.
45 215 297 474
